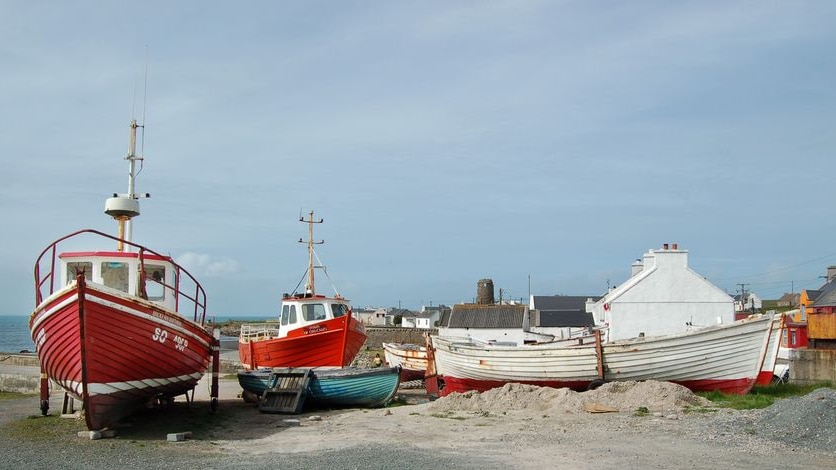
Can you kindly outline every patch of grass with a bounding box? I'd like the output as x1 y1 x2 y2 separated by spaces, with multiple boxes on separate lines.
683 405 717 414
430 411 467 420
386 396 410 408
0 414 85 440
697 382 834 410
0 391 32 401
634 406 649 417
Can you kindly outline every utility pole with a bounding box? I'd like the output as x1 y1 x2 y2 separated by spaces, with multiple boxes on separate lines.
737 283 748 312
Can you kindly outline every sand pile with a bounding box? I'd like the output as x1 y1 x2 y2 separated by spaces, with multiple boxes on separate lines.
428 380 713 415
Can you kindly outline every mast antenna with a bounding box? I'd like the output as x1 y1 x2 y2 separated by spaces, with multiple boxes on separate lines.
298 210 324 295
104 51 151 251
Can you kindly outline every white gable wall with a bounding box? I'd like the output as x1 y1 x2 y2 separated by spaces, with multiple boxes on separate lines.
591 246 734 341
438 326 527 344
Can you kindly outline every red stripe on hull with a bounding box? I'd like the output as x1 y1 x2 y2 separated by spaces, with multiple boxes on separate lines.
31 285 214 430
755 371 774 386
438 375 757 397
239 317 367 369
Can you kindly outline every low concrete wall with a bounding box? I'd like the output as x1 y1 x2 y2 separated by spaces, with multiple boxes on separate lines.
789 349 836 384
0 354 40 368
0 355 41 393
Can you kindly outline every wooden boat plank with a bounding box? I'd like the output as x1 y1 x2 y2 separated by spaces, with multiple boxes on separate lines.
259 368 312 414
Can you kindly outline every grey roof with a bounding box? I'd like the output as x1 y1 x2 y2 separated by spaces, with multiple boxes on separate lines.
537 310 595 327
439 309 452 327
388 308 417 317
531 295 598 328
812 281 836 307
447 304 525 329
807 290 823 302
532 295 601 311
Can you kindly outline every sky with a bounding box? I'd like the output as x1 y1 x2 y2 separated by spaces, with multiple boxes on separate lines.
2 1 836 317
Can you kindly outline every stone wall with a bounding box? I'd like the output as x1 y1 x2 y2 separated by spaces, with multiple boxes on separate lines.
361 327 436 351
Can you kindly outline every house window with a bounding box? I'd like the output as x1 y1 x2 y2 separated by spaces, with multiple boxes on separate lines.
790 330 797 347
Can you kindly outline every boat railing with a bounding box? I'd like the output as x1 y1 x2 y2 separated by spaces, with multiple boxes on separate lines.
240 323 281 340
33 228 208 325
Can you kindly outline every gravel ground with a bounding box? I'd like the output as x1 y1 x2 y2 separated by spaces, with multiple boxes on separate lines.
1 380 835 470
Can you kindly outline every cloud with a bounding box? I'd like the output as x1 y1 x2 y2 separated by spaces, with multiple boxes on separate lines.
176 252 240 278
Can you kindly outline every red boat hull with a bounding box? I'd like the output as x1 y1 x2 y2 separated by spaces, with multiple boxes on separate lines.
239 316 367 369
435 376 756 397
30 281 214 430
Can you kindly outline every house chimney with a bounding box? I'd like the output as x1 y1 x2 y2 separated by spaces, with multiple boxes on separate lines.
631 258 643 276
663 243 669 250
672 243 678 250
828 266 836 282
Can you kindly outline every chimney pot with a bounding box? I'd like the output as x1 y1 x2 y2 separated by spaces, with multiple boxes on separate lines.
672 243 678 250
663 243 669 250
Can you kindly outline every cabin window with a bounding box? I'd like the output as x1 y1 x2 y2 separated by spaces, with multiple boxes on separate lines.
302 304 327 322
332 304 348 318
281 305 298 325
66 262 93 284
145 265 166 301
101 262 129 293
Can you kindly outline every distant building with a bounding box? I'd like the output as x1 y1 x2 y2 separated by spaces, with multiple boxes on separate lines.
777 293 800 308
734 293 762 314
352 307 388 327
439 303 539 344
529 295 599 340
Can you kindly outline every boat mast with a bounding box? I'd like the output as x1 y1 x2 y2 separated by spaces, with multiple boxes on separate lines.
104 119 146 252
299 210 324 295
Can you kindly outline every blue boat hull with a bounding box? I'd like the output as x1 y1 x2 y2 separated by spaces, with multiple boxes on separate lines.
238 366 402 409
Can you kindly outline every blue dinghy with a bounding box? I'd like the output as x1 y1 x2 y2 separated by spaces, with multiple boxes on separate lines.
238 365 402 410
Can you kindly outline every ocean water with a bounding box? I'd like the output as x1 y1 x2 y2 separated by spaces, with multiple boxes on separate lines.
0 315 271 353
0 315 35 353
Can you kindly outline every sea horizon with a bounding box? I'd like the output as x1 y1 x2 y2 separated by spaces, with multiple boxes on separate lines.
0 314 274 353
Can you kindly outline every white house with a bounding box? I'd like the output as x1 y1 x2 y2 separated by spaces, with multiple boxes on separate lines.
352 307 388 326
734 293 763 313
589 243 735 342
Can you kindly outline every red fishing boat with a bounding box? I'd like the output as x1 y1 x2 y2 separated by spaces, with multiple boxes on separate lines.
29 119 219 431
238 211 367 369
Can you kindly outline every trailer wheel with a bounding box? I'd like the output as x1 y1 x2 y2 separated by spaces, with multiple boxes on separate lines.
587 379 606 391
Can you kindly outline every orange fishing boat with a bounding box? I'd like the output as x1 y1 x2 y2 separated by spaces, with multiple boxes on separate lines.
238 211 367 369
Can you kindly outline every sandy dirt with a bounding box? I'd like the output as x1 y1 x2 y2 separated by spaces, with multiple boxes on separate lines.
2 373 835 470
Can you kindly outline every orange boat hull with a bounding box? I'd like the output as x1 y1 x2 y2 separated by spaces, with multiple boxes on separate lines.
239 316 367 369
